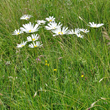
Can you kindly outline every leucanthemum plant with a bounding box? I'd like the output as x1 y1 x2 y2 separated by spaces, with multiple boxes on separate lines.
51 26 69 36
20 22 40 33
45 16 55 22
27 34 39 42
36 20 46 25
12 29 23 35
13 16 42 49
76 33 84 38
68 28 80 35
88 22 104 28
12 14 104 49
45 21 62 30
20 15 33 20
17 41 27 48
79 29 89 33
28 41 43 48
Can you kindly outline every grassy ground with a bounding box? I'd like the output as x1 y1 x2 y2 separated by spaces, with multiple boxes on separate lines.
0 0 110 110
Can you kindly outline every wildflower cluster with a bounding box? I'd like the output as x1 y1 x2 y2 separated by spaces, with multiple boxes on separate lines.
45 60 49 66
12 15 104 48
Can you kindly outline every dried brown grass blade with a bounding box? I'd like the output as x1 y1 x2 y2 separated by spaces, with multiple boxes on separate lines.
102 27 110 40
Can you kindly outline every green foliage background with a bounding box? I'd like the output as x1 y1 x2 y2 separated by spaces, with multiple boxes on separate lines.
0 0 110 109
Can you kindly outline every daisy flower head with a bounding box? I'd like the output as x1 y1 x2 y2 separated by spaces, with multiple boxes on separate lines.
79 29 89 33
28 41 43 48
12 29 23 35
27 34 39 42
52 26 69 36
68 29 75 35
36 20 46 25
20 15 32 20
17 41 27 48
68 28 80 35
45 21 62 30
88 22 104 28
45 16 55 22
76 33 84 38
20 22 40 33
74 28 80 34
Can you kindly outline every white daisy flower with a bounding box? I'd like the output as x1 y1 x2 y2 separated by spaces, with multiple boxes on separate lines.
36 20 46 25
17 41 27 48
20 15 32 20
20 22 40 33
68 29 75 34
76 33 84 38
45 21 62 30
27 34 39 42
52 26 68 36
68 28 80 35
45 16 55 22
12 29 23 35
79 29 89 33
88 22 104 28
28 41 43 48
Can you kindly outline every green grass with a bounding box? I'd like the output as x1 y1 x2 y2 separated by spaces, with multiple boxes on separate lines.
0 0 110 110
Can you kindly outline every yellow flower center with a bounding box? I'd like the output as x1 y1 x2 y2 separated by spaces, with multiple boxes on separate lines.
21 45 24 47
79 36 81 37
29 30 31 32
52 27 56 29
49 19 52 22
25 17 28 20
32 38 35 41
61 32 63 34
58 32 61 34
34 45 37 47
17 32 20 34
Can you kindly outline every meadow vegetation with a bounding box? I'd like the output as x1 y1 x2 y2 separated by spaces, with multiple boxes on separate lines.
0 0 110 109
